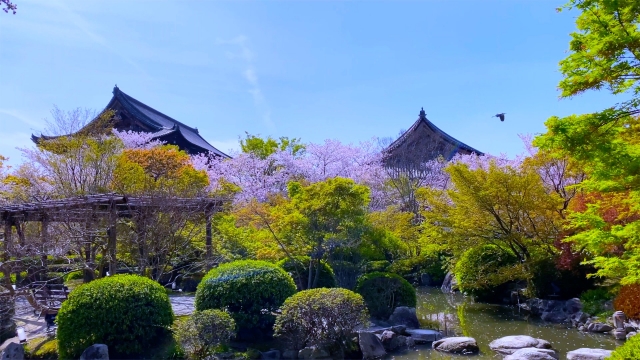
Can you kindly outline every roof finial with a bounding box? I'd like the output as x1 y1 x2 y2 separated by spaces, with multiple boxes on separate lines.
419 107 426 119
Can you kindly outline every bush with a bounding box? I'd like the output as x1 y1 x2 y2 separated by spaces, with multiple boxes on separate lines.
580 288 613 316
608 332 640 359
364 260 391 273
615 284 640 320
277 256 337 291
455 245 521 301
56 274 174 359
274 288 369 354
387 252 448 286
195 260 296 333
173 309 236 360
355 272 416 319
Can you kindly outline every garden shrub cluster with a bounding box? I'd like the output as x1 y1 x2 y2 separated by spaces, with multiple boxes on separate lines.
387 249 448 286
614 284 640 320
455 245 521 301
173 309 236 360
56 274 174 359
608 332 640 359
195 260 296 333
274 288 368 354
277 256 337 290
355 271 416 319
580 288 613 316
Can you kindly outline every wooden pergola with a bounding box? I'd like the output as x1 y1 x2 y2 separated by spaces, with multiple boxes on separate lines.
0 193 227 276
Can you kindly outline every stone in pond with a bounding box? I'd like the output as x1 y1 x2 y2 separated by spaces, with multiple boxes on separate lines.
79 344 109 360
586 322 613 333
504 348 558 360
566 348 613 360
432 337 479 355
358 331 386 359
489 335 552 355
387 306 420 329
405 329 442 344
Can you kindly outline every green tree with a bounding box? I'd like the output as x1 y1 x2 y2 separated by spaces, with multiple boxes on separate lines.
240 132 305 159
281 178 370 289
418 161 563 288
534 0 640 285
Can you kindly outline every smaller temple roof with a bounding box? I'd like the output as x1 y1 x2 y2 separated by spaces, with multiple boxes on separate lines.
385 108 483 160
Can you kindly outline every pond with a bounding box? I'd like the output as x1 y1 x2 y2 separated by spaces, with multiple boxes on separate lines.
389 287 621 359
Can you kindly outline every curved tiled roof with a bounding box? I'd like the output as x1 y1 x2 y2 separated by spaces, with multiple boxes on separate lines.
112 86 229 158
386 108 483 157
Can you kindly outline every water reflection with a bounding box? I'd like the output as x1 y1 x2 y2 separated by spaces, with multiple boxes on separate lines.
388 287 621 359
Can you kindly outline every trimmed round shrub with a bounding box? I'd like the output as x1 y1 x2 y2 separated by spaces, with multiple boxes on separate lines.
56 274 174 359
455 244 520 301
195 260 296 332
277 256 337 291
355 272 416 319
609 331 640 359
173 309 236 360
614 284 640 320
274 288 369 354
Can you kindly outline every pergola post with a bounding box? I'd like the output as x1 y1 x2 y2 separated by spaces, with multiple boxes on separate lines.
2 220 12 291
40 217 49 281
108 202 117 276
205 212 213 271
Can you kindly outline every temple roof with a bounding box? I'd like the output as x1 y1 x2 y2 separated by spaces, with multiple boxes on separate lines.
32 86 230 158
385 108 483 161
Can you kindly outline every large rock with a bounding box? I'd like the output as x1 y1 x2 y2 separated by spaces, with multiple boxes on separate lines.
379 330 409 352
566 348 613 360
441 272 458 293
489 336 552 355
358 331 386 360
1 343 24 360
405 329 442 344
586 322 613 333
298 346 330 359
521 298 584 324
503 348 558 360
260 349 281 359
79 344 109 360
387 307 420 329
432 337 479 355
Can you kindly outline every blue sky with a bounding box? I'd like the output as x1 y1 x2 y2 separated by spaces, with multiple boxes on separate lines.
0 0 618 166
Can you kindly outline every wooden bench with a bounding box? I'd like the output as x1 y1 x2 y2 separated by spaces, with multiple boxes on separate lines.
27 282 69 331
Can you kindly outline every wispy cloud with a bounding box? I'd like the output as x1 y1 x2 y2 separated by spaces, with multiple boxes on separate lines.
0 109 43 129
47 0 150 79
218 36 274 129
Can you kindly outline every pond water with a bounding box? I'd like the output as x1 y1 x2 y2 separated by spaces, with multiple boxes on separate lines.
389 287 621 359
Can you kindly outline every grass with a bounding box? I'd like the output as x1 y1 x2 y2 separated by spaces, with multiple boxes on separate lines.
25 335 58 360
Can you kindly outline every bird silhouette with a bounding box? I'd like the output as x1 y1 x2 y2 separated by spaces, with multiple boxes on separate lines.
494 113 506 122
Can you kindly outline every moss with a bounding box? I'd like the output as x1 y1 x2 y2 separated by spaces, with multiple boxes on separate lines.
25 336 58 360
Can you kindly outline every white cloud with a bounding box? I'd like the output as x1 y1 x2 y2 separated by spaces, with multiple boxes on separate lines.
218 35 274 129
0 109 44 129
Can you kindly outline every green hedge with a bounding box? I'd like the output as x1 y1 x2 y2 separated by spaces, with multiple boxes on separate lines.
277 256 337 291
608 332 640 359
274 288 369 354
455 245 520 301
173 309 236 360
355 272 416 319
195 260 296 333
56 274 174 359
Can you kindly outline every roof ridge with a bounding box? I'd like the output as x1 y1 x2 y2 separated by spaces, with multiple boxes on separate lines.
114 87 198 132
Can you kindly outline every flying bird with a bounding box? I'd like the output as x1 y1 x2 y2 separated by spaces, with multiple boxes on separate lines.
494 113 506 122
